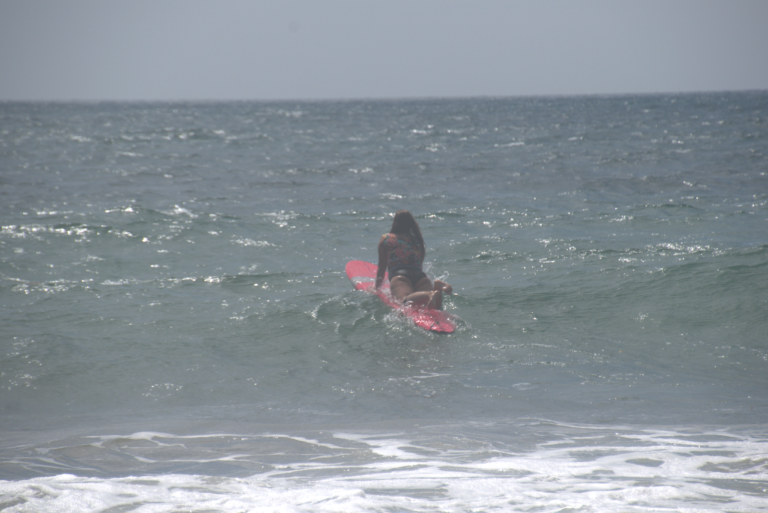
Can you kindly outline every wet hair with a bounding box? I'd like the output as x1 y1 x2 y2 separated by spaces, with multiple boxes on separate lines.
390 210 425 258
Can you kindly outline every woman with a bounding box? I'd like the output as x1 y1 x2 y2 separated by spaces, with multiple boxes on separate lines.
375 210 452 310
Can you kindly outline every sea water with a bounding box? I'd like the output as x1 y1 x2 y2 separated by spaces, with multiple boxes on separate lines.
1 93 766 511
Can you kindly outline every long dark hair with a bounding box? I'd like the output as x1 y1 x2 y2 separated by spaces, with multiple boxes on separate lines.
390 210 425 258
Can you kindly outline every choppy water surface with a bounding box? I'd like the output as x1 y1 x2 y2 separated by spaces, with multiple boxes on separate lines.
1 93 767 511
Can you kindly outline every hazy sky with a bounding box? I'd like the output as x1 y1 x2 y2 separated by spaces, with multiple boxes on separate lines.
2 0 767 101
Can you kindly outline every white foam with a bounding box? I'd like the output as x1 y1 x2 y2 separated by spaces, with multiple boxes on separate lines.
2 428 766 512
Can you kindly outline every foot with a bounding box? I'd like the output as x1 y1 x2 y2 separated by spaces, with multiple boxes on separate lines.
434 280 452 295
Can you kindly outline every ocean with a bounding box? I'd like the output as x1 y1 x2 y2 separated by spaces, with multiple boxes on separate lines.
1 92 766 512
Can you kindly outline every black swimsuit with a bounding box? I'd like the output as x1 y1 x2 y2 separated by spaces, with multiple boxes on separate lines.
390 266 427 286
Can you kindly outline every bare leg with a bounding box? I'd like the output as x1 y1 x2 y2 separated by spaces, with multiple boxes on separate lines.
426 289 442 310
392 276 446 310
403 289 442 309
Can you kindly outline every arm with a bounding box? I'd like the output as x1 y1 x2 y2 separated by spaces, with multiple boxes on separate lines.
375 235 388 290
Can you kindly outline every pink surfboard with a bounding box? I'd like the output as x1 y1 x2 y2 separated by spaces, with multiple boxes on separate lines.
345 260 456 334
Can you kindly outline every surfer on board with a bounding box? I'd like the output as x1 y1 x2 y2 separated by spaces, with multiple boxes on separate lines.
375 210 452 309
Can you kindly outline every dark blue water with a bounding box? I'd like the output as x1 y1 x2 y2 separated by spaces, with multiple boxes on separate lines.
1 93 767 511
